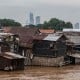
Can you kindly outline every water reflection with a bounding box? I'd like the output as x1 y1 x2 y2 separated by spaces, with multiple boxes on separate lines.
0 65 80 80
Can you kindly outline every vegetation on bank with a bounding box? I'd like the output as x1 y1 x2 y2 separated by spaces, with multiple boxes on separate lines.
0 19 21 27
36 18 73 30
0 18 73 31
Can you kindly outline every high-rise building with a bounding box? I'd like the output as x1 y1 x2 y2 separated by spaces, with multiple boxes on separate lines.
36 16 40 25
29 12 34 25
74 23 79 29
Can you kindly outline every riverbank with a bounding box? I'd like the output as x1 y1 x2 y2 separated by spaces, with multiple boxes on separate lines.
0 65 80 80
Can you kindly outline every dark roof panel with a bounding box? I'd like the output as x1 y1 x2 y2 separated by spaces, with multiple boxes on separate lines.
3 27 39 47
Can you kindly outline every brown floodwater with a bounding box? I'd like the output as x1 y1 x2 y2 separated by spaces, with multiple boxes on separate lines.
0 65 80 80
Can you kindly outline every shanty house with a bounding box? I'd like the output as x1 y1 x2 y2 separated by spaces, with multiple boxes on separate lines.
32 33 68 66
0 52 24 70
0 33 19 53
0 32 24 70
63 29 80 64
3 27 40 65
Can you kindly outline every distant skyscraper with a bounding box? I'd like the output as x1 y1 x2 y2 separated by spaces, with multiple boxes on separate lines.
29 12 34 25
36 16 40 25
74 23 79 29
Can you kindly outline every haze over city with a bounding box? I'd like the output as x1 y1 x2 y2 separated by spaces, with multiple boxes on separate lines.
0 0 80 25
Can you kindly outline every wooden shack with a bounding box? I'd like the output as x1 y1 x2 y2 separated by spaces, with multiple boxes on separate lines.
66 36 80 64
0 32 25 71
32 33 68 66
0 33 19 53
0 52 24 70
3 27 40 65
63 29 80 64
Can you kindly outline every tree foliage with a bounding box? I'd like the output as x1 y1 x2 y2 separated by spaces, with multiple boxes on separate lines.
0 19 21 27
37 18 73 30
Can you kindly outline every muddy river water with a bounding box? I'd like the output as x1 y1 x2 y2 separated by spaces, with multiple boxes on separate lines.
0 65 80 80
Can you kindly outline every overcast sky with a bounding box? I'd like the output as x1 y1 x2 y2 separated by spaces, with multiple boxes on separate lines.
0 0 80 25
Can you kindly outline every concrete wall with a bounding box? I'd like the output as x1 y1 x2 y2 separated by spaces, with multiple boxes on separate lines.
32 56 64 67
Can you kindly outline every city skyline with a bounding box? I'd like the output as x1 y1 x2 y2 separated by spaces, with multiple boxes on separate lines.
36 16 40 25
0 0 80 25
28 12 40 25
74 23 80 29
29 12 34 25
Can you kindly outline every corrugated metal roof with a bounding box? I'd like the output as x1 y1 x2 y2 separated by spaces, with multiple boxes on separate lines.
63 29 80 32
5 52 24 59
3 27 39 48
0 33 13 36
43 34 62 41
39 29 55 34
33 33 48 40
67 36 80 45
3 55 14 59
1 52 25 59
69 54 80 58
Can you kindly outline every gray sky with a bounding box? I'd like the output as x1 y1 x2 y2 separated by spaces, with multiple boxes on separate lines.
0 0 80 25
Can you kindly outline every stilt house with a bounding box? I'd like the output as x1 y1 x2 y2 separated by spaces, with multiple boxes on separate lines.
32 33 68 66
3 27 40 65
0 52 24 70
63 29 80 64
0 32 24 70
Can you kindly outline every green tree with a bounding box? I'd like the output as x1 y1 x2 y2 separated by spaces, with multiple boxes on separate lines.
65 22 73 28
37 18 73 30
0 19 21 27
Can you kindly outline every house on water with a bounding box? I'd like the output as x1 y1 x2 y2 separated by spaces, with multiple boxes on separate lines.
0 52 24 70
0 32 25 70
32 33 68 66
3 27 40 66
63 28 80 64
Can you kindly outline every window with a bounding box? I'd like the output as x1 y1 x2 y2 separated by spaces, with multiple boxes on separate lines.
50 43 54 49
